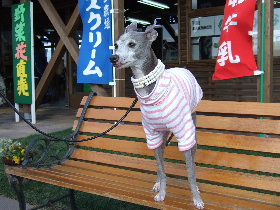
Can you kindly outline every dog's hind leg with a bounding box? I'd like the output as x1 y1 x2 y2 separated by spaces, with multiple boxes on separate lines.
153 131 168 201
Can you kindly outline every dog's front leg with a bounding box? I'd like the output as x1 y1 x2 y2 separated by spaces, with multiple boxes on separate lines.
184 144 204 209
153 134 167 201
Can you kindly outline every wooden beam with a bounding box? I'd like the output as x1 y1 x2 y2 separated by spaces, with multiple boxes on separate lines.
35 41 66 106
38 0 80 63
35 1 81 106
264 0 274 102
185 0 192 63
113 0 125 97
257 0 274 103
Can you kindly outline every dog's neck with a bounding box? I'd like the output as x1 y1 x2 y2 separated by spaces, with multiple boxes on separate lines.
131 49 159 96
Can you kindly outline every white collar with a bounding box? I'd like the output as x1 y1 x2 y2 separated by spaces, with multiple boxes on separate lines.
131 59 165 89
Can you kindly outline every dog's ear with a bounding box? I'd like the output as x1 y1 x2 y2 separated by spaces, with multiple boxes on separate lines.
125 22 138 33
145 20 158 42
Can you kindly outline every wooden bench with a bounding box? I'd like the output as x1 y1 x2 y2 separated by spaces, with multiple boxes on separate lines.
5 93 280 210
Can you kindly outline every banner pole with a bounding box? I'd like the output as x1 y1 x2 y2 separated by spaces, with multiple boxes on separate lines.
260 0 265 103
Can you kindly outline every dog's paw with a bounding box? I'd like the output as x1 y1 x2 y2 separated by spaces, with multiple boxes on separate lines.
152 182 160 192
194 198 204 209
154 192 166 201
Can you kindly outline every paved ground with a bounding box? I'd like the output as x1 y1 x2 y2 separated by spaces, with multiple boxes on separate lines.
0 105 76 139
0 103 77 210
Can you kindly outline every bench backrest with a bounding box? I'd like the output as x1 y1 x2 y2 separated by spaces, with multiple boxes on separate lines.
72 96 280 195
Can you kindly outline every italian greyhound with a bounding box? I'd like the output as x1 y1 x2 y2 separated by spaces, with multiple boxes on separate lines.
110 21 204 209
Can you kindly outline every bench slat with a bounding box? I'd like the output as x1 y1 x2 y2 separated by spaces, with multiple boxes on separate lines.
73 120 146 139
71 149 280 193
52 164 280 210
197 132 280 154
81 96 141 109
76 108 280 135
81 96 280 118
197 100 280 117
76 108 142 123
64 160 280 207
6 162 280 210
197 115 280 135
77 137 279 174
6 165 227 210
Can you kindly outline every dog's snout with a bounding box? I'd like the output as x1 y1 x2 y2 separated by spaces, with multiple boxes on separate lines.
110 55 119 63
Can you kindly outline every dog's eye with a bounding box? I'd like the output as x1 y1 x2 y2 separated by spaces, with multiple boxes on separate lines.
128 42 136 48
114 43 118 49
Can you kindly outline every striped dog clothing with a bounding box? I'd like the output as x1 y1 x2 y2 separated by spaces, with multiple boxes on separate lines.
135 67 203 151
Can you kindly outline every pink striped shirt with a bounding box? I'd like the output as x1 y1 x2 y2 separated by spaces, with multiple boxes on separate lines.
135 68 203 151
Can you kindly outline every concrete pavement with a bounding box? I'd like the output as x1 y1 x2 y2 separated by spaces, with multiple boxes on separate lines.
0 104 76 139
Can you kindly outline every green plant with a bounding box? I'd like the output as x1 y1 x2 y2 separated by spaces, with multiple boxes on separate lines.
0 137 26 164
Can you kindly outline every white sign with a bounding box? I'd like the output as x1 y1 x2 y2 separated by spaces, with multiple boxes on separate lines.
191 16 215 37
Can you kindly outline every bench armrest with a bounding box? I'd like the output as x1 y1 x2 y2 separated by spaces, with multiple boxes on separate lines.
22 92 96 168
22 137 76 168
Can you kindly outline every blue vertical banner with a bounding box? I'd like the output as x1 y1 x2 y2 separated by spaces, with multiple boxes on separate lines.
78 0 113 84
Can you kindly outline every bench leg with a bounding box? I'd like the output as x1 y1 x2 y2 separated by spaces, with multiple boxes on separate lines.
9 175 26 210
69 189 79 210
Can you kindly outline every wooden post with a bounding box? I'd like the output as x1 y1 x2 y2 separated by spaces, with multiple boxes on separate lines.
113 0 125 97
257 0 274 102
185 0 192 63
264 0 274 102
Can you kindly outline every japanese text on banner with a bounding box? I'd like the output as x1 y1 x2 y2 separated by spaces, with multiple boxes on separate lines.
78 0 113 85
213 0 260 80
12 2 33 104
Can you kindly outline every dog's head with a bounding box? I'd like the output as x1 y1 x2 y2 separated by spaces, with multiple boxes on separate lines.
110 21 158 69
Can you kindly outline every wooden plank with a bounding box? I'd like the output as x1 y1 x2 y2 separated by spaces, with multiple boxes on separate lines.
5 167 209 210
6 160 280 210
197 131 280 154
73 121 146 139
76 137 280 174
113 0 125 97
197 115 280 135
80 96 140 109
197 100 280 117
70 150 280 192
49 165 280 210
76 108 142 123
64 160 280 206
81 96 280 117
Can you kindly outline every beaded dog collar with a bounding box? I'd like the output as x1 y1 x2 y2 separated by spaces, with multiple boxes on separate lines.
131 59 165 89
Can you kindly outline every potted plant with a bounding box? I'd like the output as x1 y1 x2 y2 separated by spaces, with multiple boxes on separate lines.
0 137 26 165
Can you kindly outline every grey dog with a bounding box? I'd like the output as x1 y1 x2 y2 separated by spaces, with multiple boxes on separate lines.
110 21 204 209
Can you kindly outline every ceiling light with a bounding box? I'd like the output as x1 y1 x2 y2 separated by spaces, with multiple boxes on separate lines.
126 18 150 25
137 0 170 9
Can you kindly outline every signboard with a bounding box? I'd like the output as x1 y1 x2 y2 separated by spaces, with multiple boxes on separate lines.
191 16 215 37
78 0 113 85
191 15 224 37
213 0 261 80
12 2 34 104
